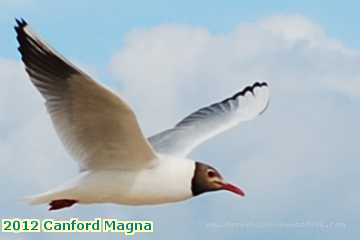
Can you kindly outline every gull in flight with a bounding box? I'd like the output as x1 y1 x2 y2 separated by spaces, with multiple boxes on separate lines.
15 19 270 211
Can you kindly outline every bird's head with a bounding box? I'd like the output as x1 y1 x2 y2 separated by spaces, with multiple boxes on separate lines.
191 162 245 197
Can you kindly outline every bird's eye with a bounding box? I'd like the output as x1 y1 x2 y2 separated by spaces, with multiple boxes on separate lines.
208 170 216 178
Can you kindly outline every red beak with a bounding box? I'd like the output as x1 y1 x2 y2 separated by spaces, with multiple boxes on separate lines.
221 182 245 197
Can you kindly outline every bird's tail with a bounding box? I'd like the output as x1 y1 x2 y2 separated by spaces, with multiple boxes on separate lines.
23 184 79 205
23 192 57 205
22 187 80 211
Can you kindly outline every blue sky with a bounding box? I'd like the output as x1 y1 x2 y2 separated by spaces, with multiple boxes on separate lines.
2 1 360 64
1 1 359 239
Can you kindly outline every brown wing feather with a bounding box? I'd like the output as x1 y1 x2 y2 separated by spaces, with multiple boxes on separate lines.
15 19 157 170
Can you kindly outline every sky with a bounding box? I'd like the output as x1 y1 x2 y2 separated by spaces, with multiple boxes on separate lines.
0 1 359 239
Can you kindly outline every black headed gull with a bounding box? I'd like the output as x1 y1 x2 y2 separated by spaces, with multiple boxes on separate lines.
15 19 270 211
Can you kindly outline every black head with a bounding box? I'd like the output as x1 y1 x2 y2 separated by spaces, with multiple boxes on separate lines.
191 162 245 197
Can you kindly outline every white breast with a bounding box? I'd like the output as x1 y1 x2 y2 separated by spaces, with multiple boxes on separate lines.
61 156 196 205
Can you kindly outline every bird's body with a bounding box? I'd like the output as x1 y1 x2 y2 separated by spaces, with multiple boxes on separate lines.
29 156 195 206
14 19 270 211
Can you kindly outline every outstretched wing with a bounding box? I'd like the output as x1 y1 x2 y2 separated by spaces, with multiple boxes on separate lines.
15 19 157 170
148 82 270 157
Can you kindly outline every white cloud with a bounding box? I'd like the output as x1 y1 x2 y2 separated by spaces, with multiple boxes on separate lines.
111 15 360 134
0 57 99 191
0 15 358 238
0 58 77 192
110 15 360 218
260 15 325 42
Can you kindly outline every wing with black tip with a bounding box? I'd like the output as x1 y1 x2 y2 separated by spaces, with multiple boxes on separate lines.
15 19 157 170
148 82 270 157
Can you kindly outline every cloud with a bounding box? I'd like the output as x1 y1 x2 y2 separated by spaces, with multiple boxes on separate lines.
110 14 360 223
1 14 359 239
0 56 101 188
0 58 77 193
111 15 360 133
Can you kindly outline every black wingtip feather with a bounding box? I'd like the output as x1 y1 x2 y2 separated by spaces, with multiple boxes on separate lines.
14 18 28 37
223 81 268 103
15 18 21 25
14 18 80 87
14 18 28 34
